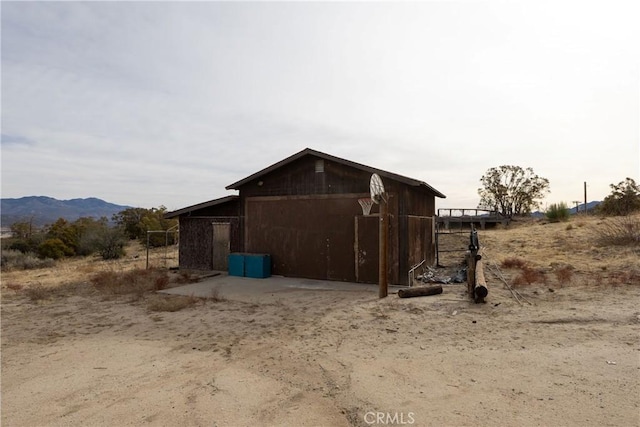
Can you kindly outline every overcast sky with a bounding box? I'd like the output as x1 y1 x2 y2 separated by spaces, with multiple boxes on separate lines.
2 1 638 211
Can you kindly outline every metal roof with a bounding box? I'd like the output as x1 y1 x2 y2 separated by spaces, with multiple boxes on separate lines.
225 148 446 198
164 195 239 218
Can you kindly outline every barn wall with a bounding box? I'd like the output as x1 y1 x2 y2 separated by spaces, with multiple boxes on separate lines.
354 213 400 285
354 215 379 284
187 202 239 217
241 157 375 197
244 194 401 283
407 215 435 269
233 154 438 284
178 217 240 270
179 218 212 270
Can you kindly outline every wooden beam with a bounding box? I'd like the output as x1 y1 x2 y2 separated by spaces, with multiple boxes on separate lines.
398 285 443 298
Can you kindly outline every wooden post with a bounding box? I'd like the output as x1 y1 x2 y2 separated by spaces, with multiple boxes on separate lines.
379 197 388 298
474 255 488 303
584 181 587 214
466 251 475 297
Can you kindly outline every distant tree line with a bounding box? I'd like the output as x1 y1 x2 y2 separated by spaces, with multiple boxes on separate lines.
477 166 639 218
596 178 640 216
5 206 177 261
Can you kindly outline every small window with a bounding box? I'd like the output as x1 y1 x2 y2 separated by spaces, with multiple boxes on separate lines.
315 159 325 173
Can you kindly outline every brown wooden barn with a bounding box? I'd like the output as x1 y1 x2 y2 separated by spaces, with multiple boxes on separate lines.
166 148 446 285
165 196 241 271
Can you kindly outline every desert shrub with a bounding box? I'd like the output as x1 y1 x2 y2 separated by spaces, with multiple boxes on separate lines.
554 266 574 286
7 233 46 254
175 271 198 284
0 249 56 271
37 238 73 260
24 284 49 302
501 257 529 269
546 202 570 222
93 227 127 260
154 275 170 290
513 266 544 286
7 239 34 254
210 286 226 302
612 270 640 285
147 295 198 312
89 271 120 292
19 282 90 301
44 219 79 255
594 216 640 246
90 268 169 295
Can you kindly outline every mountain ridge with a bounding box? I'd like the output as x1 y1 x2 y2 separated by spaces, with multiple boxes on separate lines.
1 196 134 227
531 200 601 218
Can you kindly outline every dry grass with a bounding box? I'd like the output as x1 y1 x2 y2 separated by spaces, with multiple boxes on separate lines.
1 241 178 290
23 284 49 302
17 281 97 303
1 250 56 272
512 266 545 287
90 268 170 295
479 214 640 287
500 257 529 269
209 286 226 302
5 283 23 291
0 240 208 309
594 215 640 246
11 267 193 306
553 266 574 287
175 270 198 284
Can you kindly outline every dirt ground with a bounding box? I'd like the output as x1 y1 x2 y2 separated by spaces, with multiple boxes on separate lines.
1 216 639 426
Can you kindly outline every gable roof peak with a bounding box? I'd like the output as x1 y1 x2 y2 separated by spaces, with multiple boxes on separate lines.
225 147 445 198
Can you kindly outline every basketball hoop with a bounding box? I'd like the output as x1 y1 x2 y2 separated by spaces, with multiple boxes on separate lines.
370 173 386 204
358 198 374 215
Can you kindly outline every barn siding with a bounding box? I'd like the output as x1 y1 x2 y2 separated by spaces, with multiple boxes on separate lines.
178 217 240 270
244 194 384 282
240 157 376 198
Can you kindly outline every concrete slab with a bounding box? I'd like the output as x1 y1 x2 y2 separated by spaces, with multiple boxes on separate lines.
158 273 399 303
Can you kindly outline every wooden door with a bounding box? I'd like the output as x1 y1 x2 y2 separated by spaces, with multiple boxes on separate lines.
212 223 230 270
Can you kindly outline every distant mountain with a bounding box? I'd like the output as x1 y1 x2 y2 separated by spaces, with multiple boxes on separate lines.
532 201 601 218
1 196 133 227
567 200 601 214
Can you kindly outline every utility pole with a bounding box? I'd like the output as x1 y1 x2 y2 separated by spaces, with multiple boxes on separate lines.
584 182 588 214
